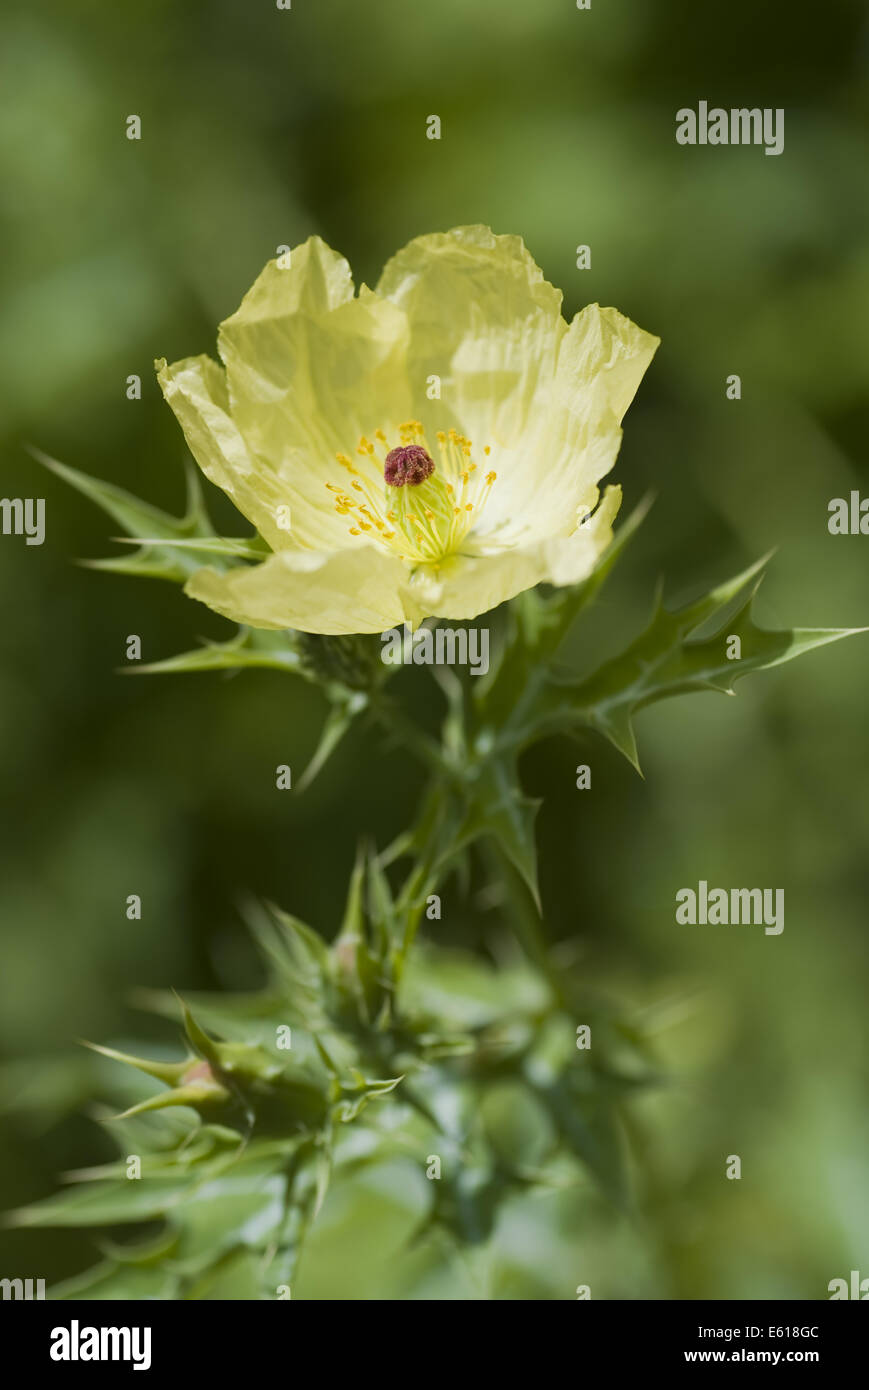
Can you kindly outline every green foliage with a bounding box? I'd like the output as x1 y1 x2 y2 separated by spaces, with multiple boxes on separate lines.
460 516 862 900
521 556 863 773
13 463 862 1299
32 447 266 583
9 883 656 1298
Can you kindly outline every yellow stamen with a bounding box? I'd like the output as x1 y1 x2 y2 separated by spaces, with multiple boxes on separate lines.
326 424 498 565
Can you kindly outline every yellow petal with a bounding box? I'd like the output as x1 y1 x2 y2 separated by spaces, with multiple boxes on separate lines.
420 485 622 623
562 303 660 424
481 306 657 542
185 547 410 635
158 238 415 555
217 237 412 506
376 225 565 446
536 482 623 587
156 353 306 552
551 303 660 472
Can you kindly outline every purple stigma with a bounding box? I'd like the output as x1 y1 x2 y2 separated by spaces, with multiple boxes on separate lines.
384 444 435 488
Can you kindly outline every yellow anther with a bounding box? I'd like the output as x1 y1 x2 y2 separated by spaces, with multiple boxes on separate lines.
328 422 497 564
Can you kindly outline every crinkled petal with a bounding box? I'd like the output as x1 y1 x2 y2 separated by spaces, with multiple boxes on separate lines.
534 480 623 586
560 304 660 425
156 353 298 552
377 229 656 549
376 225 565 448
217 237 413 517
158 239 415 555
185 547 411 635
477 306 658 544
545 302 659 498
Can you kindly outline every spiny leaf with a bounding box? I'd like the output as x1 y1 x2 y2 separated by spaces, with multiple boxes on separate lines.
82 550 195 582
530 557 866 770
80 1037 233 1121
117 1079 230 1120
129 987 290 1046
333 1073 403 1122
112 534 264 560
365 852 399 947
130 627 304 677
592 705 642 773
311 1146 333 1221
31 448 240 583
8 1177 195 1228
296 693 368 791
86 536 265 584
334 847 366 951
453 757 541 910
94 1229 180 1266
537 1077 631 1208
244 898 330 1000
178 996 223 1069
332 850 385 1020
52 1260 180 1300
32 448 200 542
331 846 399 1022
79 1040 191 1088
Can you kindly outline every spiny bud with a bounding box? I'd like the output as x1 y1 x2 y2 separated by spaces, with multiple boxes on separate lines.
296 632 383 691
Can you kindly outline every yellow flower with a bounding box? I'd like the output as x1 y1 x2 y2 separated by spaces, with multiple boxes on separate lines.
156 226 658 635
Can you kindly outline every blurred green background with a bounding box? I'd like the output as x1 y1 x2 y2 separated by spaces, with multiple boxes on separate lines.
1 0 867 1299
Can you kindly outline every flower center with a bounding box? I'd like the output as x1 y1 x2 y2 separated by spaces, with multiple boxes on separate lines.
325 421 497 566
